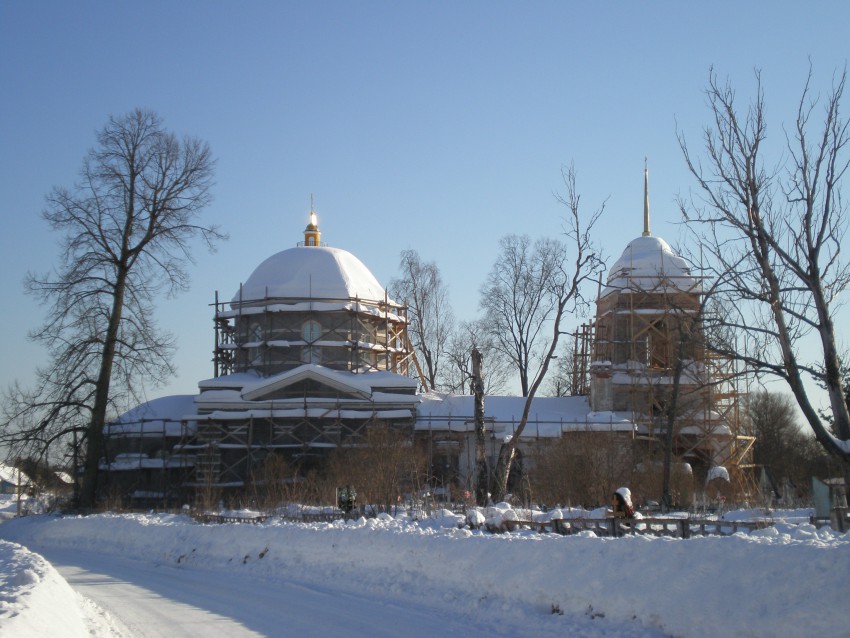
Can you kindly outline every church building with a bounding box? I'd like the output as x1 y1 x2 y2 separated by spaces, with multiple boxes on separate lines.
102 178 749 506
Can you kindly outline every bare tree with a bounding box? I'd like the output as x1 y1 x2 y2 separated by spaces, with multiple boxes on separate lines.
442 320 510 395
480 234 564 397
678 67 850 465
543 332 583 397
749 390 831 498
1 109 224 509
389 250 454 391
489 165 606 499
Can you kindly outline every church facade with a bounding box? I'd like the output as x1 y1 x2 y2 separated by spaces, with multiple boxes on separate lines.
101 181 749 507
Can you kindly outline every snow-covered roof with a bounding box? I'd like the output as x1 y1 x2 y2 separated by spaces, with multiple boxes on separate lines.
415 394 637 437
194 408 414 421
0 463 30 486
232 246 391 304
54 471 73 484
217 300 404 321
107 395 199 436
602 235 700 296
197 371 263 391
102 453 196 471
200 365 418 399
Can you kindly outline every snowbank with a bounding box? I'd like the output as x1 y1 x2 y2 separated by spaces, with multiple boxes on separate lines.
0 540 89 637
0 509 847 638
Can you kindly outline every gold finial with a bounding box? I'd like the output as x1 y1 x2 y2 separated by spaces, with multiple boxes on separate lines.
304 194 321 246
642 159 651 237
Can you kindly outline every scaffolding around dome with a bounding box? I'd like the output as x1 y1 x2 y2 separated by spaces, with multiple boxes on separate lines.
212 289 413 378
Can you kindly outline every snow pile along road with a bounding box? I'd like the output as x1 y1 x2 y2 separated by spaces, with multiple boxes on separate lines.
0 508 847 638
0 539 90 637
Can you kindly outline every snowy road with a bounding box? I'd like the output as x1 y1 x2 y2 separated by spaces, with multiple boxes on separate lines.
38 547 662 638
45 548 496 637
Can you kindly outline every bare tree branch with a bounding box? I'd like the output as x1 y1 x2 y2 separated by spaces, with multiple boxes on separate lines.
1 109 226 507
678 66 850 463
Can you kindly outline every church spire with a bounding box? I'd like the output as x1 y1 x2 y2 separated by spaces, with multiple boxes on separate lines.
303 194 321 246
642 159 651 237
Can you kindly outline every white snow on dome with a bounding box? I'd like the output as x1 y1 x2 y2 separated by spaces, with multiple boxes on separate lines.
603 235 699 296
233 246 389 303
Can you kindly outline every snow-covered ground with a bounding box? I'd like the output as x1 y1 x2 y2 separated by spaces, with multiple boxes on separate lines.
0 498 846 638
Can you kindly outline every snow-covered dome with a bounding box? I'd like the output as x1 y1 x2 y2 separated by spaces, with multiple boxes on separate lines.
233 245 388 303
602 235 699 296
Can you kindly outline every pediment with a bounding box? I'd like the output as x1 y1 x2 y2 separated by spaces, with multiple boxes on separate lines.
241 365 371 402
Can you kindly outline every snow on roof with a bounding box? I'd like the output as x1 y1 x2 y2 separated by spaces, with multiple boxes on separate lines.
194 408 414 421
232 246 392 305
198 365 417 399
197 371 263 391
415 394 637 437
108 395 199 435
0 463 30 486
602 235 700 296
102 453 196 471
217 300 404 321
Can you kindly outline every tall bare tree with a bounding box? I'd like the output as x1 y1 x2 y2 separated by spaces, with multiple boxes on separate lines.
678 67 850 466
488 166 606 499
389 250 454 391
1 109 224 508
442 320 510 395
480 234 566 397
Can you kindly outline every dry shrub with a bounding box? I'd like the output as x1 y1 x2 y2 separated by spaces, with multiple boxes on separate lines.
527 429 633 508
324 424 426 512
631 460 695 508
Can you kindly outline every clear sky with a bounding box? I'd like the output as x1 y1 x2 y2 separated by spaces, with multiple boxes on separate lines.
1 1 848 407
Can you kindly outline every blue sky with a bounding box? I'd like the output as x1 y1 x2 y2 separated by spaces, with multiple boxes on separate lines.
1 1 848 405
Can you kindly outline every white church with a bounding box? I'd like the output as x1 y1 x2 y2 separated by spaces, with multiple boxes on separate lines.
102 179 749 506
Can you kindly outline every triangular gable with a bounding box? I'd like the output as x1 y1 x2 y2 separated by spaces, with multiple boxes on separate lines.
241 365 372 402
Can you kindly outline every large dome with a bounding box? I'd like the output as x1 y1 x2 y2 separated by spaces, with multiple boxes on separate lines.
233 245 388 302
602 235 699 295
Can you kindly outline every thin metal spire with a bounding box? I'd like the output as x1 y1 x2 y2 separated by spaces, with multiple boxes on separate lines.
642 158 651 237
308 193 318 227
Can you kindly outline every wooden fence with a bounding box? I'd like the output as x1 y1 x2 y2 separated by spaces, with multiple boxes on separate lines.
193 509 773 538
496 516 771 538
